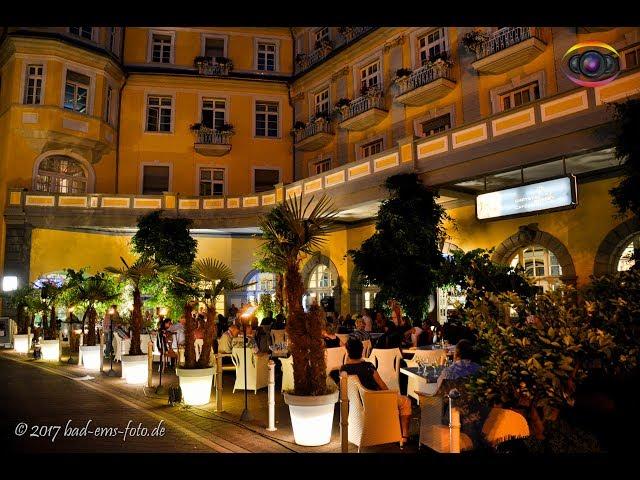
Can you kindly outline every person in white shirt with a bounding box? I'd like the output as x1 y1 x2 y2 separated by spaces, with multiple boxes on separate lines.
168 315 186 349
361 309 373 332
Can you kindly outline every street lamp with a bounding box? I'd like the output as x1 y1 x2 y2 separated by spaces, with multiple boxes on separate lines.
239 305 257 422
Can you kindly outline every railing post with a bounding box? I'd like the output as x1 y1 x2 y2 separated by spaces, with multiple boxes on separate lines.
58 330 63 362
147 340 154 388
340 371 349 453
27 326 31 353
78 332 84 365
99 329 104 371
266 360 277 431
215 353 223 412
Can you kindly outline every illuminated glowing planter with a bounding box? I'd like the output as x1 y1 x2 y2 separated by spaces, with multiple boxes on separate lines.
13 334 32 354
80 345 101 371
40 339 60 361
283 389 339 446
176 367 214 406
121 354 148 384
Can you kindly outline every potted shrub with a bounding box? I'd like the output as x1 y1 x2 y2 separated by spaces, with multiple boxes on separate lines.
333 98 351 117
314 38 334 52
295 53 308 67
338 26 356 41
214 56 233 71
394 68 413 81
174 258 250 405
65 269 119 371
290 120 307 138
312 110 332 123
105 257 163 384
189 123 202 132
461 29 489 55
257 194 338 446
194 56 211 68
3 285 38 353
37 279 65 361
216 123 235 134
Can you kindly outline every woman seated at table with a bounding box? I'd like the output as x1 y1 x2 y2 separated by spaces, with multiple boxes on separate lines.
349 318 371 342
322 322 342 348
341 338 412 443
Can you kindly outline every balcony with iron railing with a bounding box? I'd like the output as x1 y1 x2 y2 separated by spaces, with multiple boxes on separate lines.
194 127 233 156
471 27 547 75
294 27 375 74
195 57 233 77
294 120 335 151
395 60 456 107
339 90 388 131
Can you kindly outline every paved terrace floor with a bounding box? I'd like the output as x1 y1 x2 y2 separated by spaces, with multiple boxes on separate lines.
0 349 423 454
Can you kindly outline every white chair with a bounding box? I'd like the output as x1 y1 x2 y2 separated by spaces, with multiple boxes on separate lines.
116 334 160 362
279 356 295 392
367 348 402 391
177 339 205 366
362 339 372 359
336 333 349 345
416 392 473 452
270 329 287 346
345 375 402 452
231 347 270 394
325 346 347 375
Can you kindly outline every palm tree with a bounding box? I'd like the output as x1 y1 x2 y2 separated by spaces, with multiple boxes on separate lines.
175 258 252 369
257 194 337 396
3 285 39 334
65 270 119 346
39 279 65 340
105 257 161 356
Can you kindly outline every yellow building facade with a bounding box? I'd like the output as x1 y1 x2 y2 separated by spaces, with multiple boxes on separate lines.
2 26 640 318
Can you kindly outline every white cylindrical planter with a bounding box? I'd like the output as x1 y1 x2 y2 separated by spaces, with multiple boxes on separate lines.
176 367 214 406
121 354 148 384
13 334 32 354
40 340 60 361
284 389 340 446
80 345 101 371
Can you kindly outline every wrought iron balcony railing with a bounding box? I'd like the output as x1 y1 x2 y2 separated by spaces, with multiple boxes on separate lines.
196 128 233 145
475 27 544 60
294 120 334 143
340 93 386 123
196 61 232 77
395 61 454 96
295 27 375 74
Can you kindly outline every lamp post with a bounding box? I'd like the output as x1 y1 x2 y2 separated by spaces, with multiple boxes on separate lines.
105 307 117 377
240 305 257 422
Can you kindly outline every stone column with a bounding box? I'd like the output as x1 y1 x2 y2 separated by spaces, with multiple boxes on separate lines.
386 35 407 143
457 27 482 123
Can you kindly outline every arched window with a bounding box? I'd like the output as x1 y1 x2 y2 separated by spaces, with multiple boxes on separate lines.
305 264 334 311
510 245 563 291
245 271 276 304
35 155 88 194
617 234 639 271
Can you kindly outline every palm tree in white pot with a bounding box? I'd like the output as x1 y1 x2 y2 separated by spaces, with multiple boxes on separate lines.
257 194 338 446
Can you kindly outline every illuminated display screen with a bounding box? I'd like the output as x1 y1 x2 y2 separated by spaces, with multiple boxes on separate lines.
476 176 577 220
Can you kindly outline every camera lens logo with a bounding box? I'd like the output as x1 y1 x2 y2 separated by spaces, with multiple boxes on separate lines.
562 42 620 87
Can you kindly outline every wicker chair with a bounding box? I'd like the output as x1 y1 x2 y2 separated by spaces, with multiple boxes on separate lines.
279 355 295 392
231 347 270 394
325 346 347 375
367 348 402 391
362 339 372 359
270 329 287 346
345 375 403 452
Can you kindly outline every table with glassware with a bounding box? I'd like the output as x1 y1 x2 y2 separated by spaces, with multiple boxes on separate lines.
401 364 445 396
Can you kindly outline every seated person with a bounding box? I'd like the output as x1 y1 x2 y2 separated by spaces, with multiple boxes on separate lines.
218 324 240 354
260 310 274 327
434 339 480 393
340 338 413 443
272 313 286 330
322 322 342 348
374 321 403 349
349 318 371 342
169 315 186 348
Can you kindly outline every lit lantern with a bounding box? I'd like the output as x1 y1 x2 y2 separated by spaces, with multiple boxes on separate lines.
80 345 101 371
176 367 215 405
13 334 32 354
284 390 339 446
121 354 148 384
40 339 60 361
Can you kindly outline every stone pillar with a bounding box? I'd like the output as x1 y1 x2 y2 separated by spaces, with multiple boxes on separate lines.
386 35 407 143
333 68 350 167
292 93 306 181
457 27 482 123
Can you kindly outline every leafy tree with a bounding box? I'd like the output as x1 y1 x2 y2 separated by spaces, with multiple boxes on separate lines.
105 258 164 355
609 99 640 220
253 252 286 316
64 269 120 346
2 285 40 334
38 279 66 340
257 195 337 396
349 173 448 323
257 293 274 321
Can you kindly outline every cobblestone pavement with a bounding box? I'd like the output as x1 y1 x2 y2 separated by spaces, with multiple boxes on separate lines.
0 350 418 454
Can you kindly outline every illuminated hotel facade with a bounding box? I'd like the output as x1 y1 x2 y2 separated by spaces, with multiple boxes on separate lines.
1 26 640 317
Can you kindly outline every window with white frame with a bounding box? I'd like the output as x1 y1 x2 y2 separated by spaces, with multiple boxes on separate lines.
360 61 380 92
617 234 640 271
418 28 447 65
104 85 113 124
204 37 225 59
64 70 90 114
255 101 279 137
314 88 330 115
69 27 93 40
257 42 277 71
314 27 330 48
312 158 331 176
254 169 280 193
199 167 225 196
499 82 540 111
23 64 44 105
510 245 563 292
623 45 640 70
151 33 172 64
142 165 170 194
305 264 334 311
35 155 88 194
360 139 383 158
245 271 276 305
201 98 226 130
146 95 172 132
107 27 119 54
420 113 451 137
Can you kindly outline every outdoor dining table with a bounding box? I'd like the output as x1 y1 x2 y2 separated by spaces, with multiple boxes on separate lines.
400 366 443 396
